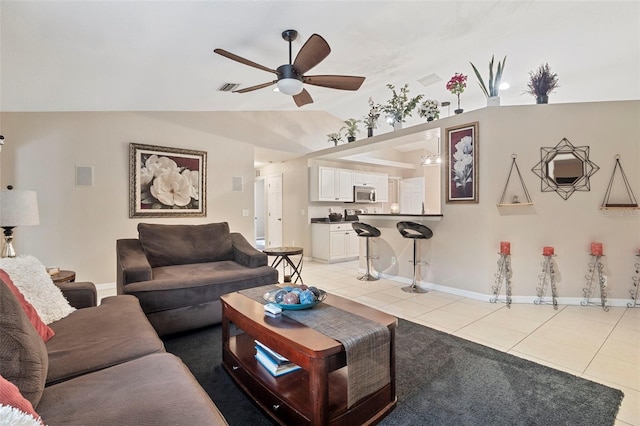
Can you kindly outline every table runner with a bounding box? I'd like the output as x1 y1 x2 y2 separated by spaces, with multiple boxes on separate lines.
239 285 390 407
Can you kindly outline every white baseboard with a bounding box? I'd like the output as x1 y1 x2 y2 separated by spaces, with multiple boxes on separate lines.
369 270 634 308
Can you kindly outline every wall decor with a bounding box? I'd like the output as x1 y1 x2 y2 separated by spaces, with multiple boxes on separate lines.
601 155 638 209
445 121 479 203
129 143 207 218
531 138 599 200
535 248 559 309
498 154 534 206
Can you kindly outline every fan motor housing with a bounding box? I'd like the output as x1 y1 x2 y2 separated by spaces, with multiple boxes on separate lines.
277 64 302 81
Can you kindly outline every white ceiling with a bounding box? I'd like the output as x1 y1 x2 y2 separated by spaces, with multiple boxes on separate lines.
1 1 639 166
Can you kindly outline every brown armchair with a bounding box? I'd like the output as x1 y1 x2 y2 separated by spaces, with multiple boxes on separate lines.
116 222 278 336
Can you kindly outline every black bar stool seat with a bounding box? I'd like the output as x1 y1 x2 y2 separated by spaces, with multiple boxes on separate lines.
397 221 433 293
352 222 381 281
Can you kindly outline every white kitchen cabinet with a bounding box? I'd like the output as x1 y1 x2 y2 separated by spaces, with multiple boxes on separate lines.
311 223 359 263
374 173 389 202
353 172 376 187
310 166 354 202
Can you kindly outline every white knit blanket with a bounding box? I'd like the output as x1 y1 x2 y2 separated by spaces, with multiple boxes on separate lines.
0 255 75 324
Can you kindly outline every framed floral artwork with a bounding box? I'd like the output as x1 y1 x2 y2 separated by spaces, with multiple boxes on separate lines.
129 143 207 218
445 122 479 203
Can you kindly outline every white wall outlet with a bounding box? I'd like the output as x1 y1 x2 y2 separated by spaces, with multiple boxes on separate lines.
391 256 397 264
242 209 249 217
300 209 306 216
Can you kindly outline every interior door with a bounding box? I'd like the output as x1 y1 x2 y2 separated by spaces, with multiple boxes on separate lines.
254 177 266 248
267 174 283 248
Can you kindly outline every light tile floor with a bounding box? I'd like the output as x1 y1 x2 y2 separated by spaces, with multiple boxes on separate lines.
304 260 640 426
98 259 640 425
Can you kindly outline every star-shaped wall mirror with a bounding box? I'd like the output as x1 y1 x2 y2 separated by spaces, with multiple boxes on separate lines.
531 138 600 200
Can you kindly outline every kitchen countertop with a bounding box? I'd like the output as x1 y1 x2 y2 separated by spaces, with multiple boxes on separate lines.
310 218 359 223
358 213 443 222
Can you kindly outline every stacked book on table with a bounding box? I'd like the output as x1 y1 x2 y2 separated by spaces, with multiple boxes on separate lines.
254 340 301 377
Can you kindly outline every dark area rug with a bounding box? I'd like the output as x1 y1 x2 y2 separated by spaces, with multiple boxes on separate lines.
163 318 623 426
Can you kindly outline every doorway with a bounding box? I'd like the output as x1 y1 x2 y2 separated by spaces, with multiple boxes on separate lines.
266 174 283 248
254 177 266 249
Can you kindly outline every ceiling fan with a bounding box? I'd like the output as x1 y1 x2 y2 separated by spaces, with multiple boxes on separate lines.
214 29 365 107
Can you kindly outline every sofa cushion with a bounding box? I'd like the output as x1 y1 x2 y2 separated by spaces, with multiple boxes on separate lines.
37 353 227 425
0 271 55 342
0 256 75 324
124 261 278 313
138 222 234 267
0 280 48 408
0 374 44 425
45 295 165 384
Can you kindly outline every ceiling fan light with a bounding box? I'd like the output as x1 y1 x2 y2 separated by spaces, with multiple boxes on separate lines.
277 78 303 96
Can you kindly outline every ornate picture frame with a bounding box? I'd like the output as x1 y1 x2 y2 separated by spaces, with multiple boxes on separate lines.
445 122 479 203
129 143 207 218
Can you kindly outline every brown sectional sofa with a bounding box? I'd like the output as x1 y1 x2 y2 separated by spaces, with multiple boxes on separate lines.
116 222 278 336
0 278 227 425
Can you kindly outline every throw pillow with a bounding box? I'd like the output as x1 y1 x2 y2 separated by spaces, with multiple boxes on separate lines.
0 255 75 324
138 222 233 267
0 270 55 342
0 279 49 408
0 375 44 426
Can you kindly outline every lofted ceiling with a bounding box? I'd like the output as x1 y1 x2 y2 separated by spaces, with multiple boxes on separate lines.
1 1 639 166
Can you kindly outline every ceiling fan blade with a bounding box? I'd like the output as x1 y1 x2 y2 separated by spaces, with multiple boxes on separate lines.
233 81 277 93
293 34 331 75
303 75 366 91
293 89 313 107
214 49 277 74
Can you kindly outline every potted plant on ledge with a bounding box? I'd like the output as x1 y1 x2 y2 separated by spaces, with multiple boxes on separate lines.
341 118 361 142
526 63 559 104
419 99 440 121
363 97 380 137
327 132 343 147
470 55 506 106
379 83 424 130
446 73 467 114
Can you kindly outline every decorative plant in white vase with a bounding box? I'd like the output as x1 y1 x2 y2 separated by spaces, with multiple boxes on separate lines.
379 83 424 128
419 99 440 121
470 55 506 106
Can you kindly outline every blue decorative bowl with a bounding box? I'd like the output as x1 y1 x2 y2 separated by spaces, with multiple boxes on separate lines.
263 288 327 310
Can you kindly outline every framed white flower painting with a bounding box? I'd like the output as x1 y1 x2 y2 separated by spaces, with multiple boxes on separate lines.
445 122 479 203
129 143 207 218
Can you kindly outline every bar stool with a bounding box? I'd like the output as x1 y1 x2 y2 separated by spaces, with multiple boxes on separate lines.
352 222 381 281
397 221 433 293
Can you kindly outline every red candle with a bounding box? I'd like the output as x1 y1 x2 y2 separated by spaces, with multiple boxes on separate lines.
543 246 554 256
500 241 511 255
591 242 603 256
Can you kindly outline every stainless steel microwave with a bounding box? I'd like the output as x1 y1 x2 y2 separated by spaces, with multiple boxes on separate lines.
353 186 377 203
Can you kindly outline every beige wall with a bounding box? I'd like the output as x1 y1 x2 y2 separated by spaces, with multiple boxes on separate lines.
262 101 640 303
0 112 256 284
2 102 638 304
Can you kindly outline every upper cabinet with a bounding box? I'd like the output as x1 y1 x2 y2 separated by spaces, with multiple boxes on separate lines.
310 166 388 203
353 172 375 187
374 173 389 202
310 166 354 202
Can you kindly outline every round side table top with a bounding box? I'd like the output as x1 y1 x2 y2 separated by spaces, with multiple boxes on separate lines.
51 270 76 284
263 246 303 256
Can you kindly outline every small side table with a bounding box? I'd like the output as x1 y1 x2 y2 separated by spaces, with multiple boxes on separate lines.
51 270 76 284
263 246 303 284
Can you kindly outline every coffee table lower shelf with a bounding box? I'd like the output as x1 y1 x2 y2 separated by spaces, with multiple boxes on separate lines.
223 332 396 426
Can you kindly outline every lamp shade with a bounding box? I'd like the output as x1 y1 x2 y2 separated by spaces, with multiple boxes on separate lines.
0 190 40 227
276 78 304 96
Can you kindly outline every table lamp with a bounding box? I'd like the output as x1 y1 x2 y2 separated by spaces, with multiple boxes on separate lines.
0 186 40 258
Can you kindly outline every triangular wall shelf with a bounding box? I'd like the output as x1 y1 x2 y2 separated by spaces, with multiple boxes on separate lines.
601 155 639 209
498 154 534 206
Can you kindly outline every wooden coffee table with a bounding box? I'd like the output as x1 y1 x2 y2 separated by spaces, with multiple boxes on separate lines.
220 290 397 426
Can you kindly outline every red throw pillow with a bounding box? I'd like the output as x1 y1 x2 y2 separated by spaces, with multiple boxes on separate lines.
0 374 44 425
0 269 55 342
